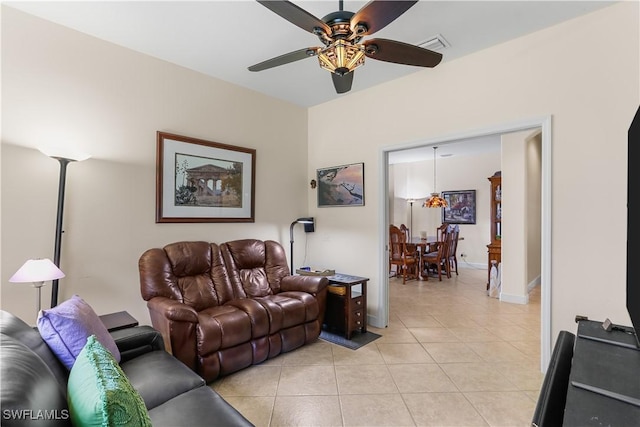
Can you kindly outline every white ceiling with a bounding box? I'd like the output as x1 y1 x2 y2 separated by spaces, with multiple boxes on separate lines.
388 134 503 164
5 0 616 109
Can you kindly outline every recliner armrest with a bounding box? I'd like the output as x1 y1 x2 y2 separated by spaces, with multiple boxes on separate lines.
147 297 199 323
280 275 329 295
111 325 165 363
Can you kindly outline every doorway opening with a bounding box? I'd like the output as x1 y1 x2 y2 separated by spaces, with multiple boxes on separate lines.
377 115 552 372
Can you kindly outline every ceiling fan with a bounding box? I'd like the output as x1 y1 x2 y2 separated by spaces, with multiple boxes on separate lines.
248 0 442 94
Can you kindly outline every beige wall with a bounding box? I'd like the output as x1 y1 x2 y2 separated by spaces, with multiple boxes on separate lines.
501 130 535 304
1 7 309 324
307 2 639 343
526 132 543 289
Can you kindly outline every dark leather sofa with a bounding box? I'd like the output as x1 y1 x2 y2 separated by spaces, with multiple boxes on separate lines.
139 239 329 382
0 310 252 427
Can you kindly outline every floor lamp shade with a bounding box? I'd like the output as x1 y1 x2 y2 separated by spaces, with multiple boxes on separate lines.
289 217 315 273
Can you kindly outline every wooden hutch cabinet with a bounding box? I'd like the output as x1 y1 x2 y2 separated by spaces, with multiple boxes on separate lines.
487 171 502 288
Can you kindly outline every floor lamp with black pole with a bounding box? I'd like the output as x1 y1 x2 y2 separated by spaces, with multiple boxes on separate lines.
40 149 90 307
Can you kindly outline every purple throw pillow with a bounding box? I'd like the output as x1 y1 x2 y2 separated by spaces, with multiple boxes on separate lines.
37 295 121 370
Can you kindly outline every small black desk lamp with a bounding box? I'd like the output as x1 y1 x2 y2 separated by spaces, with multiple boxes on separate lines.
289 217 315 274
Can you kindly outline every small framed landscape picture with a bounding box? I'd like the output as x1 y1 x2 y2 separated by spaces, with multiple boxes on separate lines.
442 190 476 224
156 131 256 223
316 162 365 207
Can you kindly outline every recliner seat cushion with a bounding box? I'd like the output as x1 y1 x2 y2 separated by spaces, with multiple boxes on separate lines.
196 306 252 355
147 386 248 427
278 291 320 323
257 295 306 330
257 292 319 331
224 298 270 338
120 351 205 411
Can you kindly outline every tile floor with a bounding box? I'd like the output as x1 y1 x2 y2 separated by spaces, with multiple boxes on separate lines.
210 266 542 426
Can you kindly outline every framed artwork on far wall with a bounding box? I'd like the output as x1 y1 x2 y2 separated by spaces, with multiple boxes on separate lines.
317 162 364 207
442 190 476 224
156 131 256 223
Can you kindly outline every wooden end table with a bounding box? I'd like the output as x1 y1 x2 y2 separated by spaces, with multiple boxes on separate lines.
323 273 368 339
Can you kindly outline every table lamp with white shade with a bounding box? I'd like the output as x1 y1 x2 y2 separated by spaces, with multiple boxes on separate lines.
9 258 65 318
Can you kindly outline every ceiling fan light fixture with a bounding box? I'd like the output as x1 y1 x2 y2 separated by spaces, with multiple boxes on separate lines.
317 40 365 74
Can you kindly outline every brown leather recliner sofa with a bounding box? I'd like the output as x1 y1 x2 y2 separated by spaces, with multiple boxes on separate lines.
139 239 328 382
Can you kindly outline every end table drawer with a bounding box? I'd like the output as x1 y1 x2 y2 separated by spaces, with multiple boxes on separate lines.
350 310 365 329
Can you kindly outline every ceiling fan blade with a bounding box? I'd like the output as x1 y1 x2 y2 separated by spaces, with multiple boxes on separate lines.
363 38 442 67
332 71 354 94
351 1 418 36
256 1 330 36
248 47 318 72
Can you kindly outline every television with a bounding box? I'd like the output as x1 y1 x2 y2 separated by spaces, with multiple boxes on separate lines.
628 104 640 347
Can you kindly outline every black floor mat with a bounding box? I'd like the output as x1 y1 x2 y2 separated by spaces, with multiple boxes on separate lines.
319 329 381 350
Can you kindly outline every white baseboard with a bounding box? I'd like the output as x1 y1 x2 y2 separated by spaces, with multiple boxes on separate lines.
367 313 384 328
500 292 529 304
528 275 541 292
458 262 485 269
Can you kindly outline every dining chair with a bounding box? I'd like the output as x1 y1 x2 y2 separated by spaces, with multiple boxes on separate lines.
422 225 452 281
447 224 460 276
389 224 418 284
436 222 449 243
400 224 410 242
388 224 400 277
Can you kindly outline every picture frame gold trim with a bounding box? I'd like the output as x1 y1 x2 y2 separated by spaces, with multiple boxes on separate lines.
156 131 256 223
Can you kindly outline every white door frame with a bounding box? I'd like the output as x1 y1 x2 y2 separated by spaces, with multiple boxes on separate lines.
377 115 552 372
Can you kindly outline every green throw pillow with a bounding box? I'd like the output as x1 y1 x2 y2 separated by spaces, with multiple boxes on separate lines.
67 335 151 427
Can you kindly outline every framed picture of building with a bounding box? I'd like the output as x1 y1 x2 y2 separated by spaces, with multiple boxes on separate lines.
442 190 476 224
156 131 255 222
316 162 365 207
